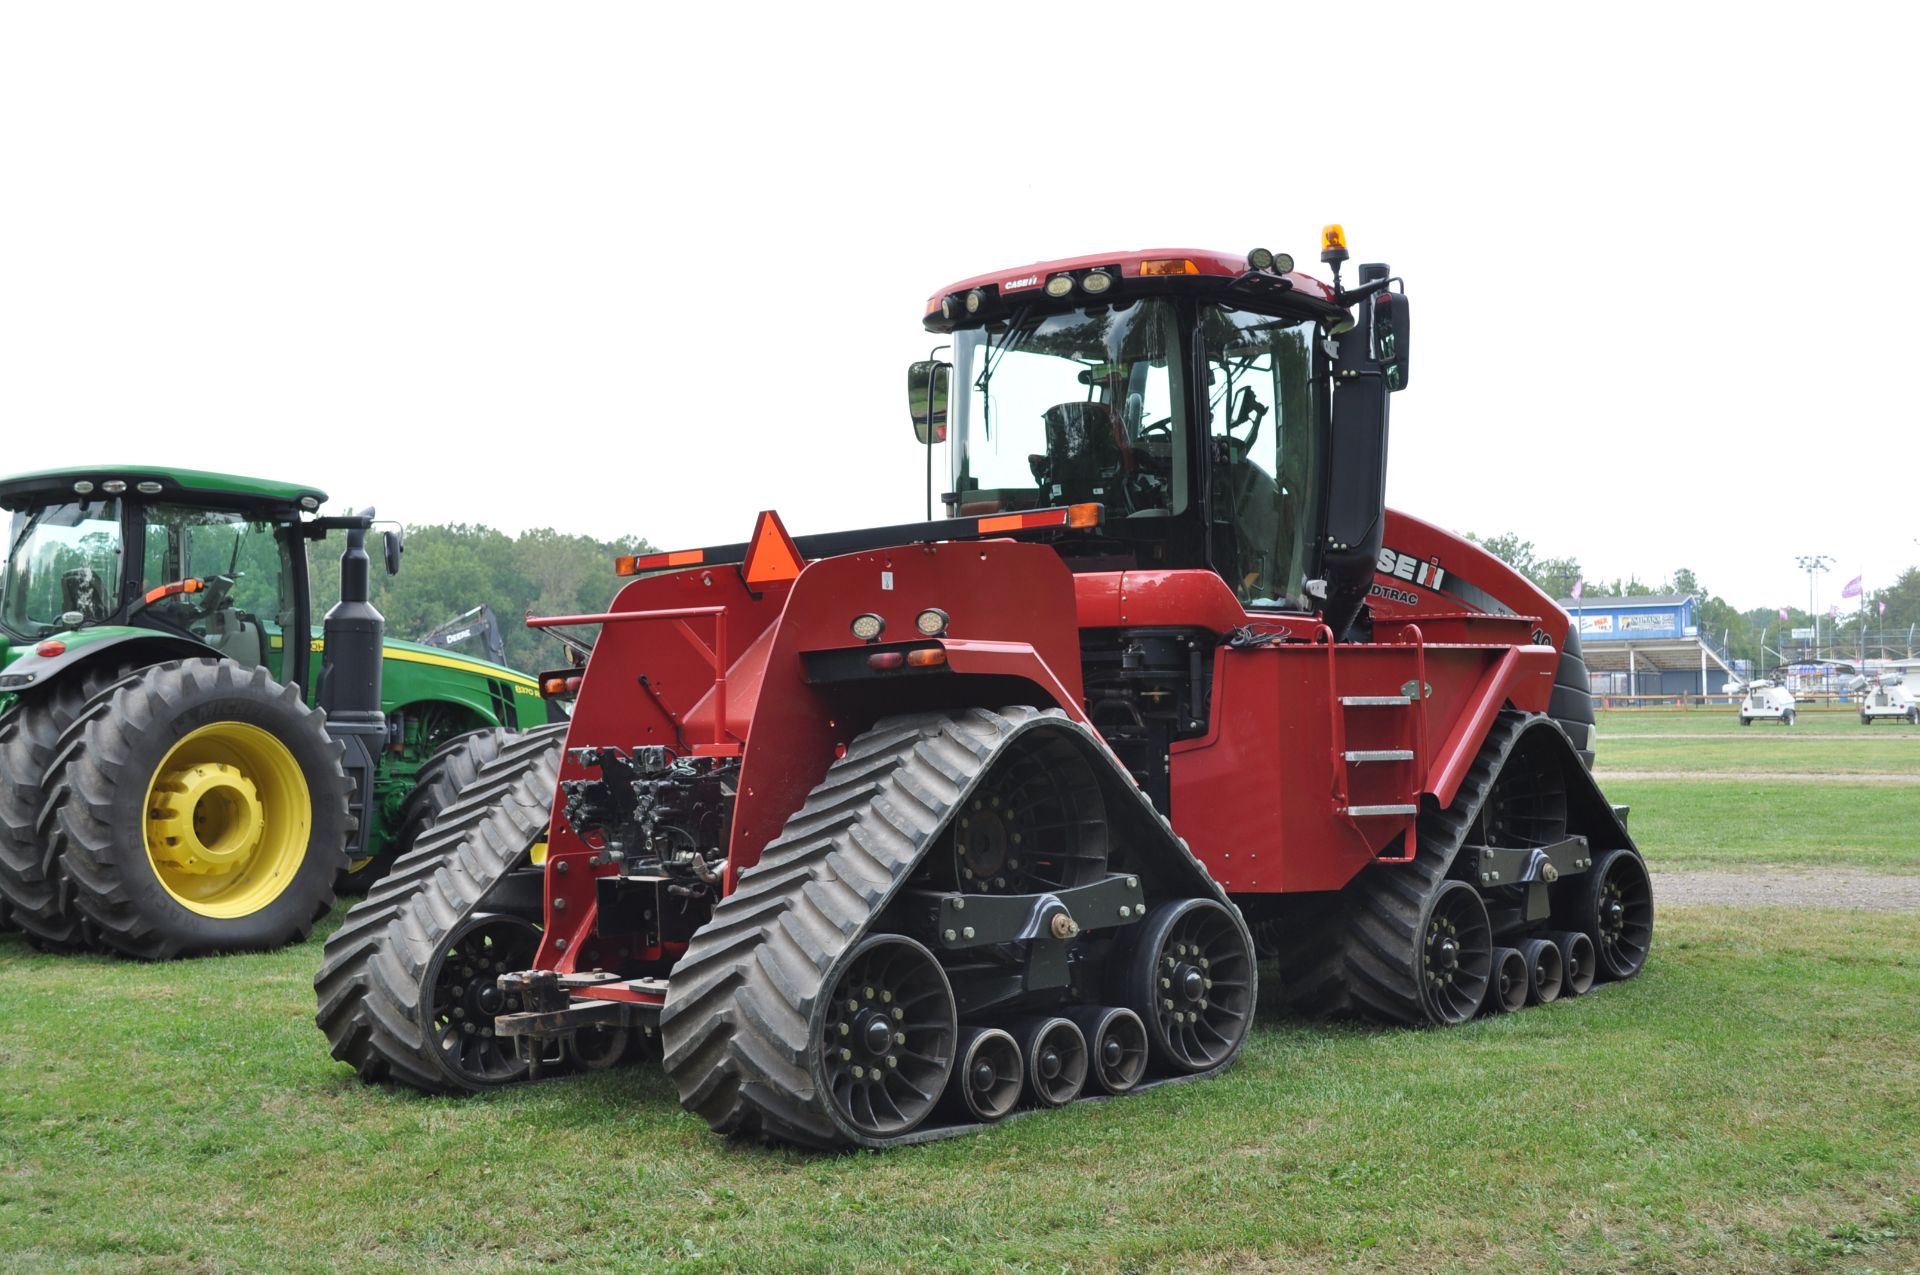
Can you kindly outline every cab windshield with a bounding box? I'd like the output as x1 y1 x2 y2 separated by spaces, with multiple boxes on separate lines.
1 499 124 637
950 299 1187 523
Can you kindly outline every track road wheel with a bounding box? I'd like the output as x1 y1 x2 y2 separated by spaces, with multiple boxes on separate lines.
0 660 134 950
1016 1017 1088 1108
338 726 518 895
816 935 957 1142
315 724 564 1092
47 660 347 959
942 1027 1023 1123
1068 1006 1149 1095
1576 849 1654 980
1415 883 1493 1023
1518 937 1563 1005
1487 946 1528 1013
1125 897 1255 1073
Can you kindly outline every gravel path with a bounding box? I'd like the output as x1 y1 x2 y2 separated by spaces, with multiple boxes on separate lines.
1601 769 1920 784
1607 732 1920 741
1652 869 1920 911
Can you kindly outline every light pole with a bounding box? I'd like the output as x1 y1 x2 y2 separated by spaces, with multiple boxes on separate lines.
1796 554 1831 661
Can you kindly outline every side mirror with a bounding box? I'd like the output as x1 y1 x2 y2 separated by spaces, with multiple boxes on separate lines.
383 528 404 576
1372 291 1410 392
908 360 951 444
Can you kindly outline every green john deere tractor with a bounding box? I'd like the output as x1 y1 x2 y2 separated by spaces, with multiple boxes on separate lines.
0 466 556 959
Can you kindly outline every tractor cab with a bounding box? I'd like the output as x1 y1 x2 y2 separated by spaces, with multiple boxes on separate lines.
915 235 1409 633
0 467 332 696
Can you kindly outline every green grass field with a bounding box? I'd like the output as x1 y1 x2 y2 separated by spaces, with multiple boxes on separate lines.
2 907 1916 1275
1592 709 1920 874
1 713 1916 1273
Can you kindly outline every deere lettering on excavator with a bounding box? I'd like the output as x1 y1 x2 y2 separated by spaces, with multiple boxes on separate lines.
319 229 1649 1149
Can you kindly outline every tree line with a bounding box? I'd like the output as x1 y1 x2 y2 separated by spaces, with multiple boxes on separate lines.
1466 532 1920 670
311 523 655 675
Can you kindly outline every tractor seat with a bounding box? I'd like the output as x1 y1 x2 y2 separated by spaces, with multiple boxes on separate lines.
1040 401 1130 510
61 567 112 623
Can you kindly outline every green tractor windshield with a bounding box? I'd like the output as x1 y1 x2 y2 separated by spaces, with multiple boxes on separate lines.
2 498 123 638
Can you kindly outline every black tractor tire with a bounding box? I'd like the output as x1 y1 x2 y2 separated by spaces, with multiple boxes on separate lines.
1782 709 1796 727
315 724 564 1093
1548 629 1598 769
44 659 351 960
0 660 136 950
1740 716 1752 727
336 726 520 895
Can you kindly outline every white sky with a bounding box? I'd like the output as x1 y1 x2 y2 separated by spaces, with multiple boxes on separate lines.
2 3 1912 616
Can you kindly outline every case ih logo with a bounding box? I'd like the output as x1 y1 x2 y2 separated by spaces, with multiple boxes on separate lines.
1375 546 1445 591
1002 274 1041 290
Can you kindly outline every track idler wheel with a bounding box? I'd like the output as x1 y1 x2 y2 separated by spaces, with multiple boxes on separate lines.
1487 946 1528 1014
1518 937 1563 1005
1125 897 1254 1073
1067 1006 1149 1095
1576 849 1655 980
817 935 957 1141
1415 882 1493 1025
1551 930 1597 996
942 1027 1024 1123
1015 1017 1088 1108
429 913 541 1086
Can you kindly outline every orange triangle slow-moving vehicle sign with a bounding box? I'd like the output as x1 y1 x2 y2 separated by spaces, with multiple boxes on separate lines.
742 509 805 589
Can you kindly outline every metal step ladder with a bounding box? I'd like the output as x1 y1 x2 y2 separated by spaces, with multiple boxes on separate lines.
1324 629 1431 863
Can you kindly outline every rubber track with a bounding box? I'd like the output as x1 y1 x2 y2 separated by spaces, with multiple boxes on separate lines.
314 724 565 1093
0 662 136 948
659 706 1249 1150
45 660 350 959
1342 710 1536 1025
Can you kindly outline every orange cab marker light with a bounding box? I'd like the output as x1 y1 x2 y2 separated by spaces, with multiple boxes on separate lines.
743 510 805 589
905 648 947 668
1138 258 1200 276
616 548 705 576
1066 502 1102 529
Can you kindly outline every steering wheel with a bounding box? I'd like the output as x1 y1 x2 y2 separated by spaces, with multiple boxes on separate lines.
1136 415 1174 437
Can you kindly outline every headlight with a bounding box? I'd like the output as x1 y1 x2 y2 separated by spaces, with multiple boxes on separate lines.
850 613 886 642
914 608 949 637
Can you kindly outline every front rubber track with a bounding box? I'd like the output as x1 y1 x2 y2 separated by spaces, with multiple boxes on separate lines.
0 660 137 949
44 659 351 960
314 724 565 1093
659 706 1253 1151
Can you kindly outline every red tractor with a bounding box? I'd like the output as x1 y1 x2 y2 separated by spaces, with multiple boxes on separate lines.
318 230 1651 1149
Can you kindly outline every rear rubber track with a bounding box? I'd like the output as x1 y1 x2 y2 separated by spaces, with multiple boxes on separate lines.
1343 710 1535 1024
660 705 1249 1150
314 723 565 1092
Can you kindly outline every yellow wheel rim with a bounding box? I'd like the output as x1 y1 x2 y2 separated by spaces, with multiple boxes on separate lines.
142 722 312 918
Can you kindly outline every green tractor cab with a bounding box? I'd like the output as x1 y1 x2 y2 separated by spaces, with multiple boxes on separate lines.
0 466 553 959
